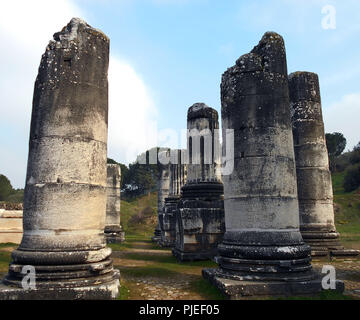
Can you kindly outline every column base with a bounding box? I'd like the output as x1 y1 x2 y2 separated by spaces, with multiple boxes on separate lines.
152 228 162 243
174 182 225 263
301 230 360 257
159 234 176 248
151 235 161 243
172 247 217 262
202 268 344 299
105 232 125 244
0 253 121 300
0 273 120 300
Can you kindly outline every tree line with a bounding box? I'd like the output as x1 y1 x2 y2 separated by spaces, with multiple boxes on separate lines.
0 175 24 203
325 132 360 192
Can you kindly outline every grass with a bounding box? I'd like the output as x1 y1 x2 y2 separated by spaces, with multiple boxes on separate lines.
118 280 131 300
120 192 158 238
332 172 360 247
189 278 225 300
0 243 16 249
0 251 11 273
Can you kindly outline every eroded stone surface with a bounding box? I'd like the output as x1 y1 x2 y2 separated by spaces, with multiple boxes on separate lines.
289 71 359 257
160 149 187 247
173 104 225 261
0 18 119 299
153 149 171 243
105 164 125 243
203 32 331 297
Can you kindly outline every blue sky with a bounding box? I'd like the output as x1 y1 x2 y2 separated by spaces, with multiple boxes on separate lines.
1 0 360 188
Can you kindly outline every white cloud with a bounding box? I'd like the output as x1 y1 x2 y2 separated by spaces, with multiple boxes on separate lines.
323 93 360 151
0 0 84 188
0 0 158 187
107 56 158 164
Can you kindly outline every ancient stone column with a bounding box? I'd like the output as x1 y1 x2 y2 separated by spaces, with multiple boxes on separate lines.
172 103 225 261
153 149 171 243
203 32 343 298
160 149 187 247
289 71 359 257
105 164 125 243
0 18 119 300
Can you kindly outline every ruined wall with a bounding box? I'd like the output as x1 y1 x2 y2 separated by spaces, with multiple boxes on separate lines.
0 209 23 244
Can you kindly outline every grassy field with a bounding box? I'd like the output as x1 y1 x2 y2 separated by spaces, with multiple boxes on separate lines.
120 192 158 237
332 172 360 248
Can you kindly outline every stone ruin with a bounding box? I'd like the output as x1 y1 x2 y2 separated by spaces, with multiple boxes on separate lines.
0 18 119 299
152 149 171 243
105 163 125 243
289 71 359 258
0 16 355 301
160 149 187 247
203 32 344 298
172 103 225 261
0 204 23 244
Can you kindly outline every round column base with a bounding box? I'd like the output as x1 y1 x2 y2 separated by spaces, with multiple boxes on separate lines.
11 247 112 265
202 268 344 299
0 273 120 300
172 247 217 262
105 232 125 244
301 230 360 257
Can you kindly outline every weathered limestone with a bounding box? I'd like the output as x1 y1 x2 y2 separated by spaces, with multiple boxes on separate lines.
203 32 344 298
0 18 119 300
105 164 125 243
153 149 171 243
172 103 225 261
0 210 23 244
289 71 359 257
160 149 187 247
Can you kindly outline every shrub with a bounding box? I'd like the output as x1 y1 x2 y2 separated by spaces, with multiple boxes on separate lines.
343 164 360 192
0 175 13 201
349 149 360 165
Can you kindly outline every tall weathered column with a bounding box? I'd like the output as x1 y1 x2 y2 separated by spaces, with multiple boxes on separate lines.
153 149 171 243
172 103 225 261
203 32 343 298
289 71 359 257
160 149 187 247
0 18 119 299
105 164 125 243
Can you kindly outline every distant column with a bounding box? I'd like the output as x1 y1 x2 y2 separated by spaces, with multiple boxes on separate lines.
105 164 125 243
153 149 171 243
203 32 343 298
0 18 119 300
160 149 187 247
289 71 359 257
172 103 225 261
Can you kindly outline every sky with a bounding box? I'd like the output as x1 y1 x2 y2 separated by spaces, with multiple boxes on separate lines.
0 0 359 188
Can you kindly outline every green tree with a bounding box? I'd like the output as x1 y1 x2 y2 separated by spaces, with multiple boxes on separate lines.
0 174 13 201
350 141 360 165
325 132 347 172
343 164 360 192
325 132 347 157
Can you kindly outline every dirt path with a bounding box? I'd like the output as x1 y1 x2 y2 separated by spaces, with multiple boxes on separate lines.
111 240 222 300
